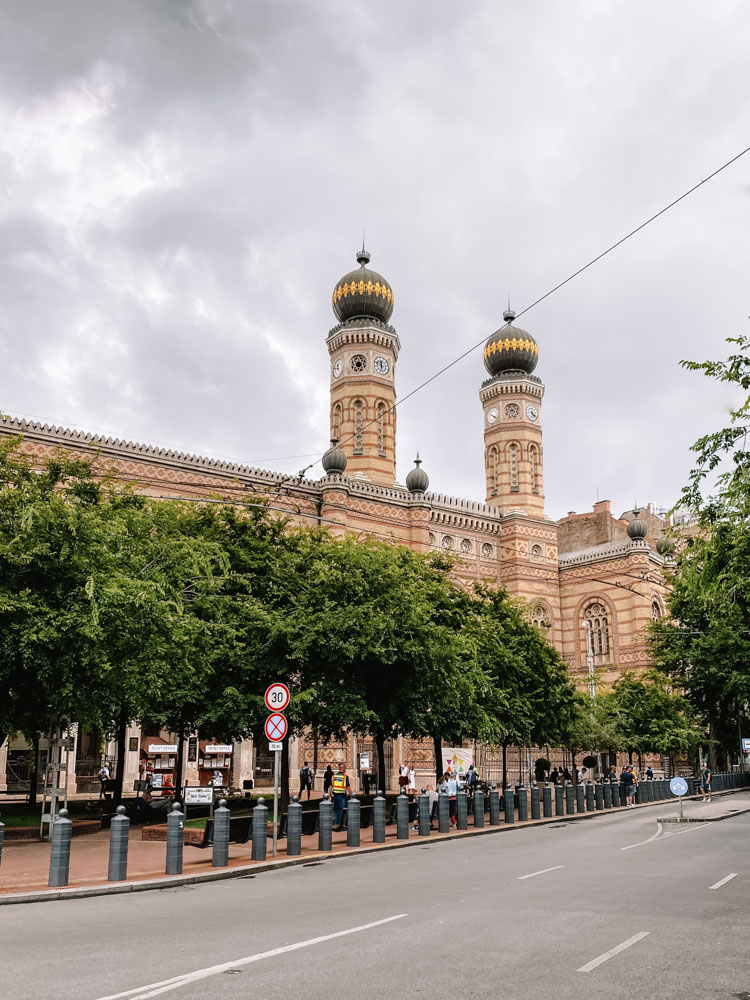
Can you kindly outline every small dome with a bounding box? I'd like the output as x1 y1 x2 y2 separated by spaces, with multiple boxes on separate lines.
332 248 394 325
483 309 539 377
406 455 429 493
627 512 648 540
322 439 347 475
656 535 675 556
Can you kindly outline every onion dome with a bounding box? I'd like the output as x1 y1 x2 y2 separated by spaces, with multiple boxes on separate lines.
627 511 648 540
332 247 394 324
322 438 347 475
406 454 429 494
483 308 539 377
656 535 675 556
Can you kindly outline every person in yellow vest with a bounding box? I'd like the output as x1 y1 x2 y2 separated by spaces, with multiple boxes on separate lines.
330 765 351 830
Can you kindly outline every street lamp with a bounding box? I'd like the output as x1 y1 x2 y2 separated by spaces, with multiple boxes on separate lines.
582 619 596 699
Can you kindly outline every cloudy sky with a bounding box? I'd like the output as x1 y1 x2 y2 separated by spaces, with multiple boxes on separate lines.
1 1 749 521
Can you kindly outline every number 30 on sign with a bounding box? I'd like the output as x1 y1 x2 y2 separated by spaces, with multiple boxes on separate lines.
265 683 290 712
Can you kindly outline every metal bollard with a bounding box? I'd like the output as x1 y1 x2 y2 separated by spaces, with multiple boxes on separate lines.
212 798 230 868
585 782 595 812
595 783 604 811
603 782 612 808
48 808 73 887
565 784 575 814
576 784 585 813
542 784 552 818
252 797 268 861
317 798 332 852
504 786 515 824
530 784 540 820
396 790 410 840
165 802 185 876
418 790 431 837
108 805 130 881
456 789 468 830
373 791 386 843
555 784 565 816
437 791 450 833
489 785 500 826
518 786 528 822
474 787 485 827
286 796 302 856
347 796 361 848
0 812 4 868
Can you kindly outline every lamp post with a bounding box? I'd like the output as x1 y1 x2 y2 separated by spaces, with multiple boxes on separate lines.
582 619 596 699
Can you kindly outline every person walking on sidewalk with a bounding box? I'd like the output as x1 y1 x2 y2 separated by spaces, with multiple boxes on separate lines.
620 765 635 807
700 764 712 802
323 764 333 796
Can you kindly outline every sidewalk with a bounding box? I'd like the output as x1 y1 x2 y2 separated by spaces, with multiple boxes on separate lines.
657 791 750 824
2 790 748 904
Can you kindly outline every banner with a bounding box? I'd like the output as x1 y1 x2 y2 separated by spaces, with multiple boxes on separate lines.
441 746 473 776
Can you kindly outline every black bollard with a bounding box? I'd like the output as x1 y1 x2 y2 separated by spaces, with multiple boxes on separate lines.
318 798 332 852
619 783 627 807
518 786 528 822
437 791 450 833
252 797 268 860
108 805 130 881
565 784 575 814
504 786 515 824
595 783 604 811
165 802 185 876
474 787 485 828
48 808 73 887
347 796 361 847
542 784 552 818
489 785 500 826
603 782 612 808
456 789 468 830
212 798 230 868
373 792 386 843
418 790 431 837
555 784 565 816
576 784 585 813
585 782 595 812
286 796 302 856
530 784 540 820
396 790 410 840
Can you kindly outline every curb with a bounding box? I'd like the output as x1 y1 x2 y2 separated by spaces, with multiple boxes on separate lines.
1 789 746 905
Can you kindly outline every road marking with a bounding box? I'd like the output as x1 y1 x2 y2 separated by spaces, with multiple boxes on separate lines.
709 873 738 890
621 822 662 850
577 931 650 973
517 865 564 880
95 914 407 1000
621 821 711 851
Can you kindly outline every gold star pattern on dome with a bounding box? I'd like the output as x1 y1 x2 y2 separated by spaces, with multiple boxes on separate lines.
332 280 394 306
483 337 539 360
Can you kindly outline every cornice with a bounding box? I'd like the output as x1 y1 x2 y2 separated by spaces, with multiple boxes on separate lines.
326 321 400 357
479 377 545 403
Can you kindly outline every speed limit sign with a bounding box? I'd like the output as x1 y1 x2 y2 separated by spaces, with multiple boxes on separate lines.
264 682 290 713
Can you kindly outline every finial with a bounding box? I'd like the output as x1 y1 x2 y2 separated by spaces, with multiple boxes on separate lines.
414 453 421 466
356 239 370 266
503 302 516 323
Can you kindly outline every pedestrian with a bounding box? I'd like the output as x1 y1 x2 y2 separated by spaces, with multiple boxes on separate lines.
620 765 635 807
562 767 572 783
576 765 584 784
630 765 639 802
398 763 409 792
323 764 333 796
330 765 350 830
299 762 313 800
550 767 559 785
408 766 416 795
646 766 654 780
414 783 439 830
700 763 712 802
445 772 458 825
98 761 111 800
608 765 618 783
362 770 371 796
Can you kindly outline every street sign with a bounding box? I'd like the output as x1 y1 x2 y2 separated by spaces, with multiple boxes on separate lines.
264 712 288 742
269 741 283 751
359 752 370 770
184 786 214 805
741 737 750 753
265 682 290 713
669 776 688 796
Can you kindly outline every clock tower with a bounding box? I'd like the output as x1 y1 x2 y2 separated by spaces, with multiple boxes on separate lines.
327 249 400 485
480 309 545 517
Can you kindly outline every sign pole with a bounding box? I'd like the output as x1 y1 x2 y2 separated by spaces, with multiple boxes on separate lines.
272 747 280 857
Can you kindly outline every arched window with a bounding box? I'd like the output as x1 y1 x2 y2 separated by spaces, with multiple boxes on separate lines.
353 399 364 453
488 446 499 496
376 401 386 456
331 403 342 444
651 600 662 621
531 605 550 630
529 444 540 493
531 544 543 559
508 443 519 492
584 602 610 664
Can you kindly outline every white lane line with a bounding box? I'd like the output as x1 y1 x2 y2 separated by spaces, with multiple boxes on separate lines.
620 821 711 851
517 865 564 880
709 873 738 890
620 821 662 851
577 931 650 973
94 914 407 1000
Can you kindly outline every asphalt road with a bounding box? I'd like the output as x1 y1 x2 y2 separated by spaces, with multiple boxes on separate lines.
5 799 749 1000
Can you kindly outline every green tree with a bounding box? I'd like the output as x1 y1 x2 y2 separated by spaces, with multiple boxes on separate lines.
609 671 703 769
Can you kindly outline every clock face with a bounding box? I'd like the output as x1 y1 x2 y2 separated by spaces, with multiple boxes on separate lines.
374 356 390 375
505 403 519 419
486 407 498 425
526 404 539 422
332 360 343 379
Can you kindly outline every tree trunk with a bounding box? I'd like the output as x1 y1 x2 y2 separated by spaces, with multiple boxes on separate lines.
571 750 577 784
432 734 443 785
114 709 128 805
627 746 633 765
375 733 386 794
502 742 508 791
27 734 39 806
174 729 185 801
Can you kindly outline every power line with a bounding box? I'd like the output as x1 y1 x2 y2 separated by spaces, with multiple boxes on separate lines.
308 143 750 474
